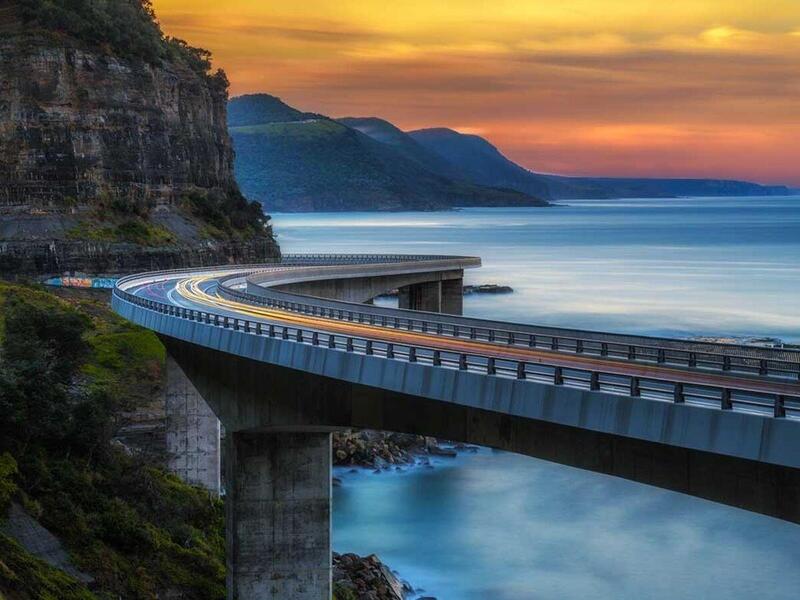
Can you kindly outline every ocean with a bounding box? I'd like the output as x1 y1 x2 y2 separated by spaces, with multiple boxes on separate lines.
270 196 800 599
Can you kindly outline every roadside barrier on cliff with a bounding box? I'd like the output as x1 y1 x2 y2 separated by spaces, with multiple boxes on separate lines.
44 277 118 289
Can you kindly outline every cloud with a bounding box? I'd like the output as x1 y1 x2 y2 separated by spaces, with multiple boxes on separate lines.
152 0 800 185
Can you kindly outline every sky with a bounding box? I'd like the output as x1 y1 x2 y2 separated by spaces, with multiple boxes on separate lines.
152 1 800 186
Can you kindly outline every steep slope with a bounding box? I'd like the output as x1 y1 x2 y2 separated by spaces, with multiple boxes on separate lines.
338 117 467 182
0 1 279 277
229 96 549 212
409 128 553 199
410 128 792 199
229 93 324 127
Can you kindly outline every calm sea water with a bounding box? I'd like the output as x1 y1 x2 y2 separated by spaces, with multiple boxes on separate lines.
270 197 800 599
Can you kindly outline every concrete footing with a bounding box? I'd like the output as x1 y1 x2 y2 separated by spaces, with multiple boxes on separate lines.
225 431 332 600
165 355 221 495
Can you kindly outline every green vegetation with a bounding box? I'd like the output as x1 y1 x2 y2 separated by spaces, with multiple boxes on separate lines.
0 533 94 600
228 93 323 128
179 189 269 240
67 218 176 246
17 0 226 84
0 284 225 599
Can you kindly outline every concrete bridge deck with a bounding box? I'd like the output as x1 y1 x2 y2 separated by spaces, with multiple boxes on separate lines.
112 254 800 600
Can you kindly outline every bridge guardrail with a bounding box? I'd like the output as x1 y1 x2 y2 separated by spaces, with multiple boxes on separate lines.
114 286 799 420
219 282 800 383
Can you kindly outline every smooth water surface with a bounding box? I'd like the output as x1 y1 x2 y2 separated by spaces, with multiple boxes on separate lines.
271 197 800 599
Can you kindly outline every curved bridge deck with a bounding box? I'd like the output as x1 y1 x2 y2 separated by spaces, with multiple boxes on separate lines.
113 254 800 600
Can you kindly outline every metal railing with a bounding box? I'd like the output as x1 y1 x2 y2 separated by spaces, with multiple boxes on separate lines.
114 285 800 420
219 282 800 382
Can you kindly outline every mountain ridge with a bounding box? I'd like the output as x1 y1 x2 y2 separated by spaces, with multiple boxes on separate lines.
228 95 550 212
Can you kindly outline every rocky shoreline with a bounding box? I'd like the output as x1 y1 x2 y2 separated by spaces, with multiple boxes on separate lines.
332 430 477 472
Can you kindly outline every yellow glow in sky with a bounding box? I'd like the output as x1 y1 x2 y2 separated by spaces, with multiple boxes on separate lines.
153 0 800 184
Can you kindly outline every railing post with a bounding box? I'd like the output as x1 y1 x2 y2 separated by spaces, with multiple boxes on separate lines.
774 395 786 418
328 335 336 349
722 356 731 371
296 329 303 343
689 352 697 368
436 323 443 334
269 324 275 337
630 377 640 397
575 340 583 354
433 350 441 366
408 347 417 362
459 354 468 370
673 382 685 403
508 333 515 346
551 338 558 351
759 360 768 376
657 349 665 364
628 345 635 360
553 366 564 385
365 340 373 355
601 342 608 357
487 357 496 375
346 338 354 352
589 372 600 391
312 331 319 346
516 362 526 380
529 335 536 348
256 322 262 335
386 343 395 359
421 321 427 333
488 330 495 342
223 316 229 328
720 389 732 410
453 325 460 338
282 327 289 340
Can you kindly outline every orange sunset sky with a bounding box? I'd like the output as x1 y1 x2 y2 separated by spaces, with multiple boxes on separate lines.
153 1 800 186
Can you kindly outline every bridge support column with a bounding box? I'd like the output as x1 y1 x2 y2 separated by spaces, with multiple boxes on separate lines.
165 355 221 495
441 277 463 315
226 431 331 600
398 281 441 312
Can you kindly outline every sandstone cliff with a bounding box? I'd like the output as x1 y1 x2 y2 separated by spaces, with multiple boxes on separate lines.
0 1 279 276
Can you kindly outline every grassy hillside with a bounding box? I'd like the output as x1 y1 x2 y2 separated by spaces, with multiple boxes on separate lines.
0 284 225 600
229 96 549 212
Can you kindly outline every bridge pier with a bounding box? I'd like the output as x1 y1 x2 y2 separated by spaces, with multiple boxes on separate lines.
398 280 441 312
165 355 221 495
441 277 464 315
398 278 464 315
226 430 331 600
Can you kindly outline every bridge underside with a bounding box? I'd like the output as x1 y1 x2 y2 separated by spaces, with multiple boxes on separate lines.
164 337 800 599
267 268 464 313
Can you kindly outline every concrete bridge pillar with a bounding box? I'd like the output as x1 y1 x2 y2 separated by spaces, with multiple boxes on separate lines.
398 280 442 312
226 430 331 600
441 277 464 315
165 355 221 495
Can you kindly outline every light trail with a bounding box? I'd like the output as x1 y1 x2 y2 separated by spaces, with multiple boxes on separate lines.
168 274 800 398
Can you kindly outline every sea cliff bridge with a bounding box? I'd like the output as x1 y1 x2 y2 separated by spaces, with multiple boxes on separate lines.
112 254 800 600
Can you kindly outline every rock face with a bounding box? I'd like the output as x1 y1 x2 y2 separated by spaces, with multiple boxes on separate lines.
0 42 234 206
333 552 410 600
0 4 279 276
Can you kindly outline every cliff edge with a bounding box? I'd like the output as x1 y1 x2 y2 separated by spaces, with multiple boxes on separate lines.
0 0 279 277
